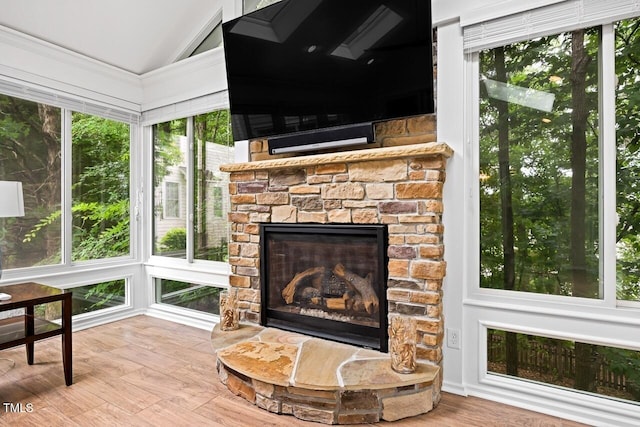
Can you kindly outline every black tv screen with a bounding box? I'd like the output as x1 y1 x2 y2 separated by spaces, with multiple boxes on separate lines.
222 0 434 147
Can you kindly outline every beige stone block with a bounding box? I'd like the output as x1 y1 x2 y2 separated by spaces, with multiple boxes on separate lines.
230 171 256 182
228 212 250 223
412 156 447 170
334 173 349 182
416 318 442 335
410 260 447 280
323 200 342 210
229 243 241 256
396 182 443 199
292 406 336 424
349 160 407 182
231 194 256 204
231 233 250 243
388 260 409 278
352 209 378 224
425 170 444 181
408 170 426 180
229 274 250 288
399 214 438 224
290 185 320 194
423 224 445 234
417 347 442 364
387 288 411 302
381 215 399 224
422 199 444 214
383 134 437 147
308 175 333 184
381 389 433 422
227 374 256 403
366 183 394 199
407 115 436 134
228 257 257 267
217 341 297 387
316 163 347 174
375 118 407 137
419 245 444 259
409 291 440 305
388 224 417 235
238 288 260 303
256 394 281 413
250 212 271 222
240 243 259 258
243 224 260 235
427 305 441 318
321 182 365 199
343 200 377 208
256 192 289 205
298 211 327 223
249 140 265 153
327 209 351 223
406 234 439 245
253 379 275 398
388 235 404 245
272 206 297 223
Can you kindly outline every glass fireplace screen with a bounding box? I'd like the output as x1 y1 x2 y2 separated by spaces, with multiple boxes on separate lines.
260 223 388 351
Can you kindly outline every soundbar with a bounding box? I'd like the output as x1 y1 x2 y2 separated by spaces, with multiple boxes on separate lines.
268 123 374 155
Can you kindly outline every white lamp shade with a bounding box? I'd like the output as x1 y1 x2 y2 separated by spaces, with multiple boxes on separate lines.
0 181 25 217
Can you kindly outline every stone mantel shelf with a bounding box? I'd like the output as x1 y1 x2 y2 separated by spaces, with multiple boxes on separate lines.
220 141 453 173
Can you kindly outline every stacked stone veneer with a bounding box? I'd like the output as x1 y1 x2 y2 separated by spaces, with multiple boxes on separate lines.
219 114 451 415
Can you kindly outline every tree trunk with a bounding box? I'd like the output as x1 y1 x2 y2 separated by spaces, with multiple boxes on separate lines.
569 29 597 392
494 46 519 376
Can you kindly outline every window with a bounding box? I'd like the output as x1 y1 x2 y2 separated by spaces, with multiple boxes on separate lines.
0 94 133 269
155 278 221 315
153 119 187 257
72 113 130 261
615 17 640 302
488 329 640 404
164 182 180 219
479 29 601 298
152 110 232 261
1 95 62 268
193 110 232 262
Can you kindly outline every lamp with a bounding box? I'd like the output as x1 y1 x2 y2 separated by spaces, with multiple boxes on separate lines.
0 181 25 279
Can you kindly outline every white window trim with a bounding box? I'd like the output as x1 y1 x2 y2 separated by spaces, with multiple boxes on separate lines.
461 4 640 426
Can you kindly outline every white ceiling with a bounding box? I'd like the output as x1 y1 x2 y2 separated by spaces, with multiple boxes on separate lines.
0 0 224 75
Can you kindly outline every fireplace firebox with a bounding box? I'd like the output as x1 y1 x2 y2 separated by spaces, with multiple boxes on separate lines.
260 224 388 351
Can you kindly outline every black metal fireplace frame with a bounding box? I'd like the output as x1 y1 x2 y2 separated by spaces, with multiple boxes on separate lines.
260 223 388 352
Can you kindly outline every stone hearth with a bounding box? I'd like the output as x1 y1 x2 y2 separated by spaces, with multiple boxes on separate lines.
211 324 439 424
217 115 451 424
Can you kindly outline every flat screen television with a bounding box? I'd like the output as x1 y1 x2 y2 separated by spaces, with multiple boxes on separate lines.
222 0 434 154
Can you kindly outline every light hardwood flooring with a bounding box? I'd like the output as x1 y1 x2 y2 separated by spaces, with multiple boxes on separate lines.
0 315 586 426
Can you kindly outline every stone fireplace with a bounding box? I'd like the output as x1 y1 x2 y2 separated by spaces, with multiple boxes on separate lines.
213 115 452 424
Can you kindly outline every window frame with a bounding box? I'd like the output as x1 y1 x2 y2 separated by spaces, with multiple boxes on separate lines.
460 6 640 425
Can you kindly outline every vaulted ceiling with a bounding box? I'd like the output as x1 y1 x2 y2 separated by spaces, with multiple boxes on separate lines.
0 0 224 75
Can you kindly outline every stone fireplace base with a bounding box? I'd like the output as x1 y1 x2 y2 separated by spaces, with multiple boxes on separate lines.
219 125 452 423
211 324 439 424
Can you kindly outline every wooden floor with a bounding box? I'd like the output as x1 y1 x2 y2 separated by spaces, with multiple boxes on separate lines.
0 315 586 426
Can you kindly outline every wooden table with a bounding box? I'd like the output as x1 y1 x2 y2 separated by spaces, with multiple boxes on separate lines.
0 282 72 385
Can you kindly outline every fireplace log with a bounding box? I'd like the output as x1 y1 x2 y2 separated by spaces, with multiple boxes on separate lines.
333 263 379 314
281 266 327 304
325 298 346 310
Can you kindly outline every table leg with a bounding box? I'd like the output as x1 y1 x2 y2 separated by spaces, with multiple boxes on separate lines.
62 293 72 386
25 305 34 365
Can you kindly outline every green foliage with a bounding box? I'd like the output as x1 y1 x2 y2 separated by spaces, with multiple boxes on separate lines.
479 29 600 297
159 228 187 251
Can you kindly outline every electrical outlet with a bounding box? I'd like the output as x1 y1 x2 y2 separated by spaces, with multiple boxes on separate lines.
447 328 461 349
